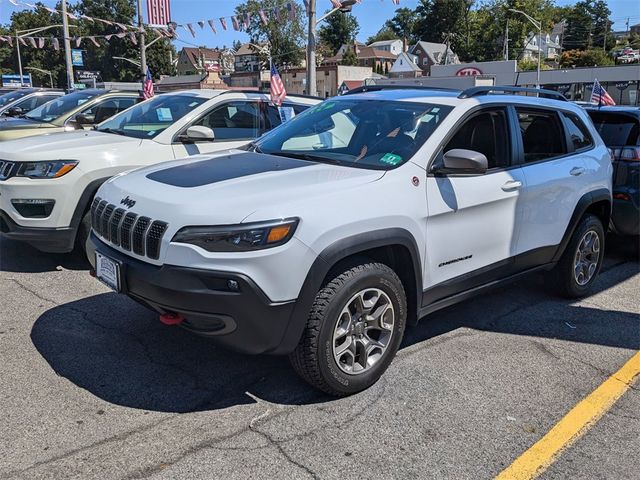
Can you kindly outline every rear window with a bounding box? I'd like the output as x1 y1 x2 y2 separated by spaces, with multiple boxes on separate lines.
588 112 639 147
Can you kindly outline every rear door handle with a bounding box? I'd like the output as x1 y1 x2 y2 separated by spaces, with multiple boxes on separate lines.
570 167 586 176
502 180 522 192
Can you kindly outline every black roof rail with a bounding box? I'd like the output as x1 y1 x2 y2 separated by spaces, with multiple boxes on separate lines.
459 86 568 101
343 84 460 95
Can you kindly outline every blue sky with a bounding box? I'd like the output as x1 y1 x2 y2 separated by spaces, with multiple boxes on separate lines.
1 0 638 50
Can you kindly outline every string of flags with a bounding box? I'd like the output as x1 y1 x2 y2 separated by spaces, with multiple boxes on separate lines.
0 0 402 50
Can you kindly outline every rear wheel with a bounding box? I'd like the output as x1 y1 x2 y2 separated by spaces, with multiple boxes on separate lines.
550 214 604 298
290 262 407 396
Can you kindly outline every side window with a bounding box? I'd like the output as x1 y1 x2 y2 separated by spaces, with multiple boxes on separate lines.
265 103 310 130
443 109 510 169
33 94 60 109
81 97 137 124
516 108 567 163
196 101 262 141
562 112 593 151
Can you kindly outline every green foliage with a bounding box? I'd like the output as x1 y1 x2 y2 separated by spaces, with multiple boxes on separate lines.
560 48 614 67
366 28 397 46
384 7 416 44
318 11 359 56
564 1 614 51
235 0 306 68
341 46 358 66
517 58 551 70
629 33 640 50
0 0 176 86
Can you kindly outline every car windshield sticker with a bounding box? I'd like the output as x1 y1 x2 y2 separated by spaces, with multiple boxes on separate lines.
278 106 296 123
315 102 335 112
188 102 200 108
380 153 403 166
157 108 173 122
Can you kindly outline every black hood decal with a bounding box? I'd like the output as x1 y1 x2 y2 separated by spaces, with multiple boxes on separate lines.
146 152 312 188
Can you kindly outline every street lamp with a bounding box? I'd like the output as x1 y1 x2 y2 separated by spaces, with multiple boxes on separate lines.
509 8 542 89
306 0 358 97
113 56 142 68
25 67 54 88
15 25 76 87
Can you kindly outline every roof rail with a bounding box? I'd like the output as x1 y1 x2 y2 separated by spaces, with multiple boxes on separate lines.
219 89 324 101
459 86 567 101
343 84 460 96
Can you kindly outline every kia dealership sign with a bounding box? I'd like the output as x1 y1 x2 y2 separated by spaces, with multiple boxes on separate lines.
456 67 483 76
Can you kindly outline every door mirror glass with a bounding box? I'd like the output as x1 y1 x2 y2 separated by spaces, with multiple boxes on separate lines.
183 125 215 142
442 149 488 173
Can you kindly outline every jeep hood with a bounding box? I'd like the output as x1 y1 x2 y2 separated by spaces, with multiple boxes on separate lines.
99 151 386 225
0 130 142 161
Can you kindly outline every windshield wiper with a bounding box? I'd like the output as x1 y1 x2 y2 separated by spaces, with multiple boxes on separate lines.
98 127 126 136
267 151 343 165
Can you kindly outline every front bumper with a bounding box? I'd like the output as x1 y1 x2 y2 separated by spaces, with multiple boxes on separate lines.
0 209 76 252
87 232 299 355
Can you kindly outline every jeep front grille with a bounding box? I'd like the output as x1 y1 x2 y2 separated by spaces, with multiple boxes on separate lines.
90 196 168 260
0 161 16 180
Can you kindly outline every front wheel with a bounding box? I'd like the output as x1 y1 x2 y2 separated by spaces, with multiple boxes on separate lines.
550 214 605 298
290 262 407 396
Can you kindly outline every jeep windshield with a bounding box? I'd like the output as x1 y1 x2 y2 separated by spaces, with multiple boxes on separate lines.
25 90 102 123
96 94 207 139
255 99 453 170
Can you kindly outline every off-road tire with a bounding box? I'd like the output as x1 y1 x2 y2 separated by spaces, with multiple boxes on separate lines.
290 262 407 396
550 214 605 298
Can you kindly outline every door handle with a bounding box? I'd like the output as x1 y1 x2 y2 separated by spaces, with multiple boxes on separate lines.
501 180 522 192
570 167 586 176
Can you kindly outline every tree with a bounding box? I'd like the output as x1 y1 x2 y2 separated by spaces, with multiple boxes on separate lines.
232 40 243 51
318 11 359 56
385 7 417 44
564 1 614 51
341 46 358 66
235 0 306 68
560 48 614 67
366 28 397 46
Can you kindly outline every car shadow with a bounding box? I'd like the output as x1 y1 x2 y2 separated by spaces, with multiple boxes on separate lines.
31 248 639 414
0 238 90 273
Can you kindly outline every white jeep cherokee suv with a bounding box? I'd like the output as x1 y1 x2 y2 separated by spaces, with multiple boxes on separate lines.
0 90 318 252
86 86 612 396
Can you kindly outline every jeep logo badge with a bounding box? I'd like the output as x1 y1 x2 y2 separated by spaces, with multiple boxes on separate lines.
120 196 136 208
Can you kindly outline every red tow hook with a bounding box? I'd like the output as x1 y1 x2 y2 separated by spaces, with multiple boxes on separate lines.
159 312 185 326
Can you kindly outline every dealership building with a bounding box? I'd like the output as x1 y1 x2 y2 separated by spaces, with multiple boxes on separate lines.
375 60 640 105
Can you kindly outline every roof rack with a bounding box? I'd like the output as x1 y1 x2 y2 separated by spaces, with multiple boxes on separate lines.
343 84 460 96
220 89 324 101
459 86 567 101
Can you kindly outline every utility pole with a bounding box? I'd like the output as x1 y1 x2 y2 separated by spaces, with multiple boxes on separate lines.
603 18 608 52
15 30 24 86
504 19 509 61
306 0 317 97
137 0 147 75
61 0 74 90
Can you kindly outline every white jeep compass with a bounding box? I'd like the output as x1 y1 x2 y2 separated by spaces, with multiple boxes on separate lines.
87 86 613 396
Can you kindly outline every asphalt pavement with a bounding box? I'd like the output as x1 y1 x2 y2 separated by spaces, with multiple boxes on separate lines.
0 236 638 480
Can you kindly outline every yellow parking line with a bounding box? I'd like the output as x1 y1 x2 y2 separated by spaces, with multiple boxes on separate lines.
496 351 640 480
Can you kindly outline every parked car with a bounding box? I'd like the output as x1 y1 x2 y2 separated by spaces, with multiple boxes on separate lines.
0 89 141 142
0 90 319 253
586 106 639 241
86 86 612 396
0 88 64 117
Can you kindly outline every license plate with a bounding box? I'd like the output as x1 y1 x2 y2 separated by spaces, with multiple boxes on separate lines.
96 252 121 292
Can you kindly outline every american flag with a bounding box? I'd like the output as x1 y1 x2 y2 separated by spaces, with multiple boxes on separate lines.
270 64 286 106
330 1 343 8
590 79 615 106
143 67 155 99
147 0 171 26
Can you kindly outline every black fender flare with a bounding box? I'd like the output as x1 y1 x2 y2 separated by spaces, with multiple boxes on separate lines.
274 228 423 354
68 177 112 231
552 188 611 263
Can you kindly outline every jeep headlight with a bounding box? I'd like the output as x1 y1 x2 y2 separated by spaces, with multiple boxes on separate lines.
17 160 78 179
172 218 299 252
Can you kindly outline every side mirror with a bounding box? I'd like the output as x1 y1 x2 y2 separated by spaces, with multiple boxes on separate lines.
182 125 215 142
74 113 95 126
5 107 23 117
439 149 488 174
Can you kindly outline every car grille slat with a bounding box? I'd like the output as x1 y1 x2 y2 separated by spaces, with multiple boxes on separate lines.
90 198 169 259
0 161 16 180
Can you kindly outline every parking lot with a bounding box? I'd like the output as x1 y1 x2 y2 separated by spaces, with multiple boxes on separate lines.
0 236 638 480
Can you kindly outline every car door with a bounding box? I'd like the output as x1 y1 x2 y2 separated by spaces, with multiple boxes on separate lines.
424 106 526 301
511 106 588 263
172 100 265 158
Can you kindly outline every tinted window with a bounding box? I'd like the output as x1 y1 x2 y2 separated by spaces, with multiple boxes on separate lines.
265 103 310 129
516 109 566 163
80 97 137 123
563 112 593 151
195 101 263 141
97 94 207 139
444 109 510 169
0 89 31 107
25 90 102 122
588 112 639 147
256 99 452 170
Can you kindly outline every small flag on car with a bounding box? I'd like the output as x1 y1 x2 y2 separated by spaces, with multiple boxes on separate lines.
143 67 154 99
270 64 286 106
